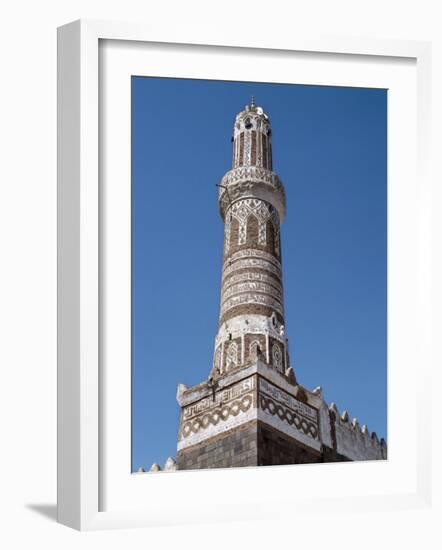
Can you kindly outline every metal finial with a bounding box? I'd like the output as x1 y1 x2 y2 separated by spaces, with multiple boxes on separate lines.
251 95 255 107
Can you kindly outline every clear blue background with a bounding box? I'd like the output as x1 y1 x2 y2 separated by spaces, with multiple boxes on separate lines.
131 77 387 471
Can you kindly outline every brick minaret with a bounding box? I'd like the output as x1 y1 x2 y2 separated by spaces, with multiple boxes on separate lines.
212 99 292 382
173 100 387 471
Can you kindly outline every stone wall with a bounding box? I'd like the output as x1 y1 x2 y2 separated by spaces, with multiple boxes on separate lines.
329 405 387 461
177 420 258 470
257 423 322 466
176 420 351 471
177 420 328 471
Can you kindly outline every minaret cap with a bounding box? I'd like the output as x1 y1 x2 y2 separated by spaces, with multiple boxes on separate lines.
242 99 269 120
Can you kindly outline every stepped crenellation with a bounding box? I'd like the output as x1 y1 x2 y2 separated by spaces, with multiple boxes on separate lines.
327 402 387 460
135 457 177 474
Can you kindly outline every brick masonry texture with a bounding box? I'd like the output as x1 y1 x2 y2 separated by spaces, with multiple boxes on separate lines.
257 423 322 466
224 214 280 260
257 423 349 466
222 267 283 294
177 420 349 471
177 421 259 470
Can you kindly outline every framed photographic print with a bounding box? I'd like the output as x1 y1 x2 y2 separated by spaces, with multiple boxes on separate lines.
57 20 432 531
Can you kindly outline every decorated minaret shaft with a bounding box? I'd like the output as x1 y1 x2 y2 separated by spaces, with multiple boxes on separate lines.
212 100 292 380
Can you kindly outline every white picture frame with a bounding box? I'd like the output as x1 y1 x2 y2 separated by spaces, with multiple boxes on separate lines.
57 19 433 531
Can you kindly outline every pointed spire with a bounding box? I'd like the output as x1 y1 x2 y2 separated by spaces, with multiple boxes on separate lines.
136 466 145 473
251 95 255 108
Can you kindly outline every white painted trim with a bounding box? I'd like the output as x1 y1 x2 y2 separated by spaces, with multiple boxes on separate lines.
256 410 322 452
178 360 307 408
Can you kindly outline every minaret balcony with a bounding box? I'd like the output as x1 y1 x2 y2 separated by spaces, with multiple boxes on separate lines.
218 166 286 222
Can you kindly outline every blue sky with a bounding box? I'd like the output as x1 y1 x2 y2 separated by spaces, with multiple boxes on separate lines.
131 77 387 471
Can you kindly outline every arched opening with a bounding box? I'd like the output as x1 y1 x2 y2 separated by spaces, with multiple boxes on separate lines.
229 218 239 249
238 132 245 166
262 134 268 169
250 131 257 165
246 214 259 247
266 220 275 252
249 340 262 362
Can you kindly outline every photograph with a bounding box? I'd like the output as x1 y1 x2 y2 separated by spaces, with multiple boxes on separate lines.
131 77 388 473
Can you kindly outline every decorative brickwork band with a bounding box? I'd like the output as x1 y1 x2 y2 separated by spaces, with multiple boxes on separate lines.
224 248 281 270
223 198 280 256
222 257 282 279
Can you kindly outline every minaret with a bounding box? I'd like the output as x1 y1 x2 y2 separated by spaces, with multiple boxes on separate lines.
212 99 293 382
174 101 387 470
